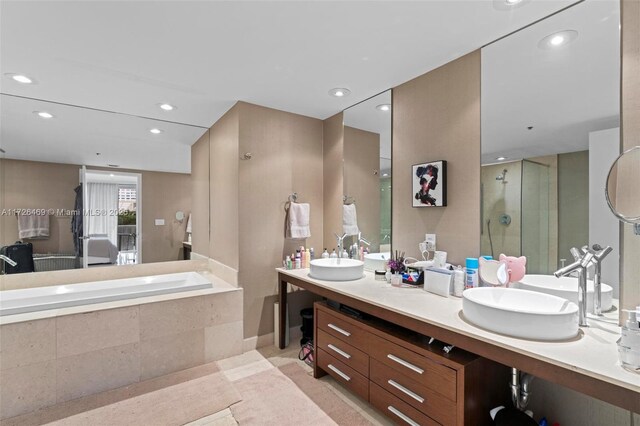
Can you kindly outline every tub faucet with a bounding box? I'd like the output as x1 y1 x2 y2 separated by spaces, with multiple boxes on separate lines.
0 255 17 267
590 244 613 316
334 233 347 259
554 248 595 327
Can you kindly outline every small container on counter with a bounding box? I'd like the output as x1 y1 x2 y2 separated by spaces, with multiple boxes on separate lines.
374 270 387 281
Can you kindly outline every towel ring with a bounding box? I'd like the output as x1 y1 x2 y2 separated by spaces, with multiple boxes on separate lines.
343 195 355 205
288 193 298 203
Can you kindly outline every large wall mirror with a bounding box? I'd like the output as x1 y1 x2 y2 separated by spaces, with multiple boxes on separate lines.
481 1 622 295
0 94 207 274
343 90 392 257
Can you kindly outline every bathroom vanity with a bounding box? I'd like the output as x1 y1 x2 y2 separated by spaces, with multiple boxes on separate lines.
277 268 640 423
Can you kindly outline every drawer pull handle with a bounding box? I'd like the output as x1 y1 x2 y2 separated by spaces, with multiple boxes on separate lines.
388 380 425 403
328 344 351 359
327 364 351 382
387 354 424 375
388 405 420 426
328 323 351 337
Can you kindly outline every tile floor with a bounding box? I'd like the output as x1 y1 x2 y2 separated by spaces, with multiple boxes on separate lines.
186 346 392 426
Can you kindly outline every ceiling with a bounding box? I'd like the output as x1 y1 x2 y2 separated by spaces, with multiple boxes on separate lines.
1 0 580 172
481 0 620 164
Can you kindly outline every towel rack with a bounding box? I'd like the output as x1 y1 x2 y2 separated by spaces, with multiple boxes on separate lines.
288 193 299 203
343 195 356 205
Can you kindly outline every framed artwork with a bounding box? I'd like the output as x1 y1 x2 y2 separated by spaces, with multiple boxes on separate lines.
412 161 447 207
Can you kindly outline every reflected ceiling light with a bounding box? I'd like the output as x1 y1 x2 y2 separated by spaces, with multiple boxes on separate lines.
329 88 351 98
149 128 163 134
505 0 522 4
158 103 176 111
109 174 115 177
34 111 54 119
493 0 529 11
382 173 389 177
496 156 507 161
539 30 578 49
376 104 391 112
8 73 34 84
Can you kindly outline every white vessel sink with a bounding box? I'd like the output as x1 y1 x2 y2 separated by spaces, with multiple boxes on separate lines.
515 274 613 313
462 287 579 341
309 258 364 281
363 252 390 272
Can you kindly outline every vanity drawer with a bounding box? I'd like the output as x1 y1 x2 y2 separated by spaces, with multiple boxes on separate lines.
317 309 369 351
317 328 369 376
370 359 455 425
317 349 369 401
369 334 457 402
370 382 441 426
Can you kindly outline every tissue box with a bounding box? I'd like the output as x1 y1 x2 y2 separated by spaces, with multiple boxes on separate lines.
423 268 453 297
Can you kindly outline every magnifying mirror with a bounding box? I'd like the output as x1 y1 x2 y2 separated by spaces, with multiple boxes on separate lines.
606 146 640 234
175 211 185 222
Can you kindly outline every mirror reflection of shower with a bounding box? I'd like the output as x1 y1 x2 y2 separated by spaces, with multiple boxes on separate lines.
496 169 508 183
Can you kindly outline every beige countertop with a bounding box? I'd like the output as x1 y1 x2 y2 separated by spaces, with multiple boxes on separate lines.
277 267 639 395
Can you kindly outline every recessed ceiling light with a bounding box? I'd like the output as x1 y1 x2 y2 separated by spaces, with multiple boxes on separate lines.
376 104 391 112
539 30 579 50
496 156 507 161
7 74 34 84
109 174 115 177
505 0 522 4
149 128 163 134
158 103 176 111
329 88 351 98
34 111 54 119
493 0 529 10
382 173 389 177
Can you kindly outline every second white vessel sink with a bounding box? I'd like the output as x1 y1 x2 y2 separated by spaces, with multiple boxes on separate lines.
363 252 390 272
515 274 613 313
309 258 365 281
462 287 579 341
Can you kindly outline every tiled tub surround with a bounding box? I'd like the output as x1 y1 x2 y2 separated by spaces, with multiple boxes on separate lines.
0 277 243 420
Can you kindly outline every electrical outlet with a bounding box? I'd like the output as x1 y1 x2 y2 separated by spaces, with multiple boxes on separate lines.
425 234 436 251
155 219 165 226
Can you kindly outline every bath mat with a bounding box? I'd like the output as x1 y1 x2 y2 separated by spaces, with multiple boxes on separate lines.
45 371 240 426
229 368 336 425
278 363 373 426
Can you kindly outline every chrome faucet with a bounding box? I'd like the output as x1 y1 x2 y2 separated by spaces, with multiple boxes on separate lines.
334 233 347 259
554 248 595 327
590 244 613 316
0 255 17 267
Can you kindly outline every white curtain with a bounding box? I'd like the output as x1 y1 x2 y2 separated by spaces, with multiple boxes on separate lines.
87 182 119 247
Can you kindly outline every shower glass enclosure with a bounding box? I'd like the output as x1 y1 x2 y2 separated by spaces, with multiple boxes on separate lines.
481 159 552 274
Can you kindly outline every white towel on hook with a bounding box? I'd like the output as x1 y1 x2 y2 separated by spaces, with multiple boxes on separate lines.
18 213 50 239
343 204 359 236
287 202 311 239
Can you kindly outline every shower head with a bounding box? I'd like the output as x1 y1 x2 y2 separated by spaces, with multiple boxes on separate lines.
496 169 508 182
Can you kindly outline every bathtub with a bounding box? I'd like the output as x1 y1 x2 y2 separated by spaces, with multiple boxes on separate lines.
0 272 213 316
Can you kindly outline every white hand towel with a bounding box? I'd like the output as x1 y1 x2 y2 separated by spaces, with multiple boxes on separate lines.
287 202 311 239
343 204 359 236
18 214 50 239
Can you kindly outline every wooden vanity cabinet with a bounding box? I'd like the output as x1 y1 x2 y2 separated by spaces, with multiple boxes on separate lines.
314 302 510 426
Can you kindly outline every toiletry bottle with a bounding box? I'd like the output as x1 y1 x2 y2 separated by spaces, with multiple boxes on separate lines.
300 246 305 267
322 248 330 259
341 248 348 258
359 246 364 262
285 256 292 270
465 258 479 289
453 266 465 297
305 249 311 268
330 249 338 259
309 248 315 260
295 251 301 269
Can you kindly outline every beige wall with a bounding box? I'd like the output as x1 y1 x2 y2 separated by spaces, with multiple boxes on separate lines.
209 106 240 271
557 151 589 266
139 170 191 264
236 102 324 339
1 159 78 254
621 0 640 314
392 51 481 266
0 159 191 264
191 130 210 257
322 112 344 251
344 126 381 251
